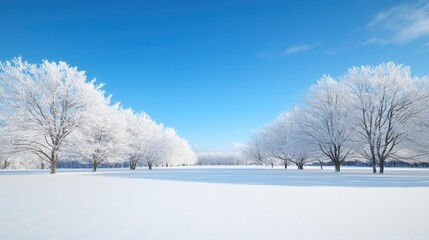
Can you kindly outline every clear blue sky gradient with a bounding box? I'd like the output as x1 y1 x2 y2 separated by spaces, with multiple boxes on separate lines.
1 0 428 151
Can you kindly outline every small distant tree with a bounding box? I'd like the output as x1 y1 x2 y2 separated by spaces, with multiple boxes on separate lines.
124 110 197 170
163 129 197 167
258 108 314 170
246 132 270 166
261 112 295 169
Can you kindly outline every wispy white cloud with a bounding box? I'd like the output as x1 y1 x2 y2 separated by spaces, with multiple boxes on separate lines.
283 42 321 55
255 42 321 57
283 44 310 55
366 1 429 45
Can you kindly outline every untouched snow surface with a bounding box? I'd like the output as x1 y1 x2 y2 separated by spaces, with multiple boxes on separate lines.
1 166 429 240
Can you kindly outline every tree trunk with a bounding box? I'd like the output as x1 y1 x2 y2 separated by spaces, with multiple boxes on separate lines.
284 161 287 169
320 161 323 170
271 163 274 168
148 162 152 170
334 161 340 172
50 150 58 174
50 161 57 174
370 145 377 173
297 163 304 170
130 160 137 170
379 158 385 174
166 163 169 168
92 162 98 172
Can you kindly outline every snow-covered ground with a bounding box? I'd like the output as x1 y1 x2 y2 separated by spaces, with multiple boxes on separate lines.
1 166 429 240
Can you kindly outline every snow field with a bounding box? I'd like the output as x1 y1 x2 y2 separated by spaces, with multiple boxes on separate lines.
1 167 428 240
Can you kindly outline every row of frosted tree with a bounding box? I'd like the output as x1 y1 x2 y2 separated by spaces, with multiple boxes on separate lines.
0 58 197 173
246 62 429 173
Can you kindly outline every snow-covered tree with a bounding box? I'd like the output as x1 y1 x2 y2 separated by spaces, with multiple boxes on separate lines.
67 102 127 172
261 112 294 169
123 109 196 170
403 77 429 161
178 140 198 166
342 62 428 173
282 109 315 169
258 108 314 170
164 130 197 167
250 110 316 169
0 122 15 169
122 110 155 170
144 126 171 169
300 76 355 171
0 58 105 174
245 132 270 166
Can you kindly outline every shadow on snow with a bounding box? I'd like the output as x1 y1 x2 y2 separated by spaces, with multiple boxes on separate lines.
94 167 429 188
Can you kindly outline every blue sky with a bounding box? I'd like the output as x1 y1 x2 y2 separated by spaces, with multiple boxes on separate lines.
1 0 429 152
